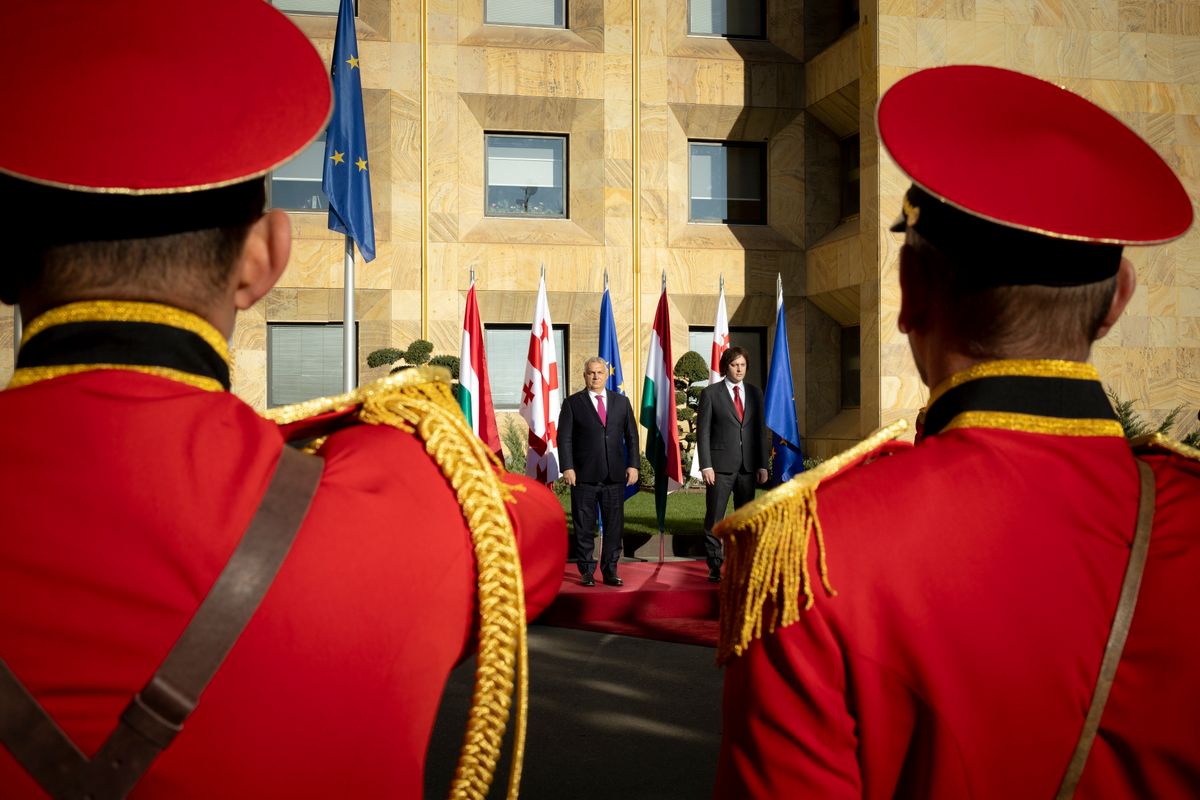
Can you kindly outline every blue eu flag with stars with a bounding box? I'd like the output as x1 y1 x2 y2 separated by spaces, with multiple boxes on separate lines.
322 0 375 262
764 278 805 484
598 287 625 395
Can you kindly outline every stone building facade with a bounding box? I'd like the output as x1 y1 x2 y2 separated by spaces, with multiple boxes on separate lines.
2 0 1197 456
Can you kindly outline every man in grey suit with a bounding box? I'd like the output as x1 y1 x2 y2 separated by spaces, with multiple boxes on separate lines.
559 357 640 586
697 346 769 582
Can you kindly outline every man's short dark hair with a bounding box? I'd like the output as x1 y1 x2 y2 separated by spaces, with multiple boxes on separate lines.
720 346 750 377
1 176 263 306
905 230 1119 361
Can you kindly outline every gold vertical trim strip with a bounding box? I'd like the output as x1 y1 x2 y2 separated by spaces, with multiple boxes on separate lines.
631 0 642 410
420 0 429 341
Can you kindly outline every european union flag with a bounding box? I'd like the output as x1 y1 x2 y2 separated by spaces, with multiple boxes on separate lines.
598 287 625 395
764 277 804 484
598 284 638 504
322 0 375 262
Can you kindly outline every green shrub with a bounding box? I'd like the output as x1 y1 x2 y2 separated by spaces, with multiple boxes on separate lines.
367 347 404 369
674 351 708 385
404 339 434 366
501 417 526 474
639 454 655 488
677 406 696 422
428 354 461 379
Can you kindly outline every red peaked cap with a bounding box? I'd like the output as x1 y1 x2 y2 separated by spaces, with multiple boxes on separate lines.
879 66 1192 284
0 0 331 195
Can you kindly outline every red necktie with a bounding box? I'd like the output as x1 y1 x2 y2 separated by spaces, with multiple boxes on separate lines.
733 385 744 421
596 393 607 426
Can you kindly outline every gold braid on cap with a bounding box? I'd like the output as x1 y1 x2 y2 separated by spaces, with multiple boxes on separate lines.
715 420 907 665
264 368 527 800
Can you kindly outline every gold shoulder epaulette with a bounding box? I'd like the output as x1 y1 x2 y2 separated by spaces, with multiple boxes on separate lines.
262 365 454 427
715 419 908 665
1130 432 1200 462
265 366 529 800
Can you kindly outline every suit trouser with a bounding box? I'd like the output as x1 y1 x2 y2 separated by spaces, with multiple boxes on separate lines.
571 481 625 577
703 470 755 569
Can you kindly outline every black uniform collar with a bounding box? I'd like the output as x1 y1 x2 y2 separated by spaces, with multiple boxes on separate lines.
923 359 1123 440
10 300 230 392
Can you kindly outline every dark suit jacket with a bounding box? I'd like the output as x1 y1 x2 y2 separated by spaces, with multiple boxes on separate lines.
697 380 768 474
558 389 640 483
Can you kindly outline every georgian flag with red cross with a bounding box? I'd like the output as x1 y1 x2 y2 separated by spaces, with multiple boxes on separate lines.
519 272 562 484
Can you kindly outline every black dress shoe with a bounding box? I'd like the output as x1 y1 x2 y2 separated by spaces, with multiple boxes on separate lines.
708 568 722 583
581 574 596 587
602 574 623 587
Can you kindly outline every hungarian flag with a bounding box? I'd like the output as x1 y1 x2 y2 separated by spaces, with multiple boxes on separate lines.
519 272 562 484
459 278 501 455
640 283 683 529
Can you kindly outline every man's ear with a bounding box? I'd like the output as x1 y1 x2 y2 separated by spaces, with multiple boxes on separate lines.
898 243 927 335
232 209 291 311
1093 257 1136 341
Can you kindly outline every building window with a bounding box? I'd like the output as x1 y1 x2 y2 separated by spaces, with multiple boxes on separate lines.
485 324 569 410
687 327 766 389
269 132 329 211
688 0 763 38
485 134 567 218
840 135 860 220
689 141 767 225
485 0 565 28
270 0 344 14
840 325 860 409
839 0 860 32
267 323 357 408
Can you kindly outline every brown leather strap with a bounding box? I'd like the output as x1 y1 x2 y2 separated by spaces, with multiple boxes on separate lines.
1055 459 1156 799
0 446 323 799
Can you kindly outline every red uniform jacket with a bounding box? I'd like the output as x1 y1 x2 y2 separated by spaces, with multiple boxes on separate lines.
715 360 1200 798
0 308 565 797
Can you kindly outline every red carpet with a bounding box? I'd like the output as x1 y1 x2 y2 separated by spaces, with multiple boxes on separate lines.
535 561 719 648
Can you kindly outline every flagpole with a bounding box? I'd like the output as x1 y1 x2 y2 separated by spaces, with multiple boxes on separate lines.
343 236 356 392
12 305 21 364
658 269 666 564
631 0 641 416
420 0 429 341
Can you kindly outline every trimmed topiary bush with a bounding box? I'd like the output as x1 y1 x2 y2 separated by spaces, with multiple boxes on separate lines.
674 350 708 385
404 339 433 366
367 347 404 369
428 354 461 379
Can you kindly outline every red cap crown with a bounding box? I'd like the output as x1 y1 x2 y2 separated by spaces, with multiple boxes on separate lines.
878 65 1192 245
0 0 332 194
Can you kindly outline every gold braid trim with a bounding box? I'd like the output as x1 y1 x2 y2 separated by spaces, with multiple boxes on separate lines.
354 374 528 800
715 420 908 666
21 300 230 362
8 363 224 393
941 411 1124 439
926 359 1099 408
1131 432 1200 462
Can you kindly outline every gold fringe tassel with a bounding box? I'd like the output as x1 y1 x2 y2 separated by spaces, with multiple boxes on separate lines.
357 378 528 800
715 420 908 665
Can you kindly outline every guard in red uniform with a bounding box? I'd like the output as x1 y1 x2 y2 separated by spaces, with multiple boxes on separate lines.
0 2 564 798
714 66 1200 798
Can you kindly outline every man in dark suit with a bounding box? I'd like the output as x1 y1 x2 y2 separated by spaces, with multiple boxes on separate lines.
559 357 641 586
698 346 769 582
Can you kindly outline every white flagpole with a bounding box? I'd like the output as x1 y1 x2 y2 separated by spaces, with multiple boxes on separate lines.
343 235 356 392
